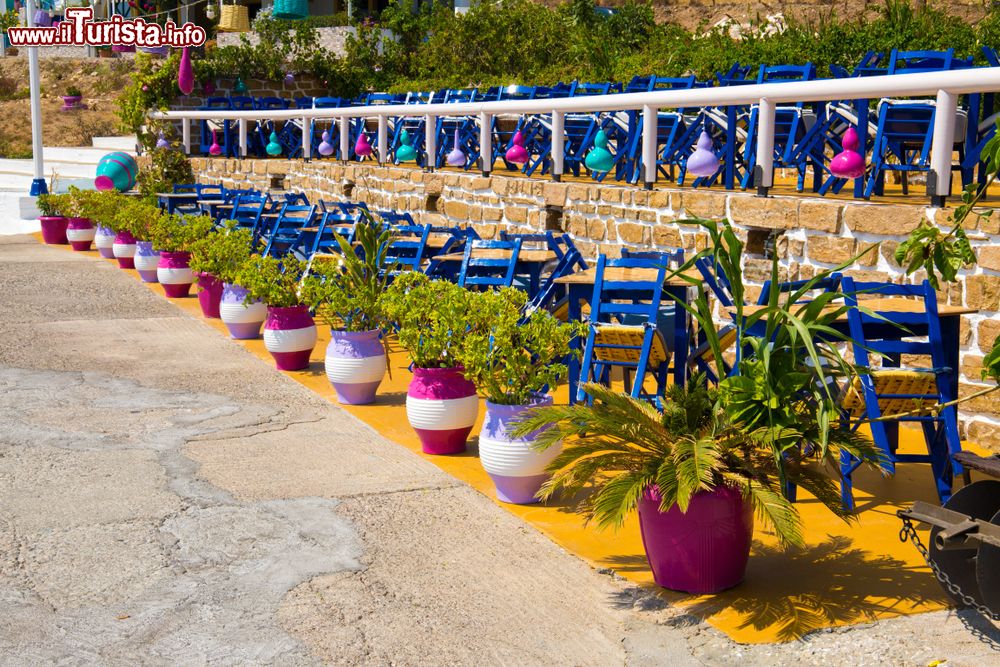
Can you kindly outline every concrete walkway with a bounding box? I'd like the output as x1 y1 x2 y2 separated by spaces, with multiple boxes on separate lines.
1 234 999 666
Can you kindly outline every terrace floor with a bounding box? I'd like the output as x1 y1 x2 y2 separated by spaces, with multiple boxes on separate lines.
3 233 1000 664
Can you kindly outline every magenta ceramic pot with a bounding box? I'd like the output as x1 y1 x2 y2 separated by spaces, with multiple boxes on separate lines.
263 305 317 371
406 366 478 455
39 216 68 244
325 329 386 405
478 395 558 504
196 273 224 318
112 230 137 269
66 217 95 251
637 485 753 594
156 251 193 298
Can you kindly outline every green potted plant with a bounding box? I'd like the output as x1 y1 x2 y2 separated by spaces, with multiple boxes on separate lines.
149 213 214 298
514 219 882 594
458 287 584 503
381 272 479 455
190 222 258 322
113 195 164 282
303 220 396 405
36 193 68 245
61 85 84 111
237 254 319 371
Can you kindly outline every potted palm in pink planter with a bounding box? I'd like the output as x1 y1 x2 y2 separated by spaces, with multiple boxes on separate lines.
190 223 259 321
149 212 214 298
459 288 583 504
240 255 318 371
304 220 393 405
35 194 68 245
382 273 479 455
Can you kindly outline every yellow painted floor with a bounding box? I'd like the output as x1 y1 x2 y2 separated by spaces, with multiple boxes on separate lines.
50 239 996 644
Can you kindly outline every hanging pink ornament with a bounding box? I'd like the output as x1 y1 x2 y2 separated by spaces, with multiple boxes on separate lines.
354 131 373 158
505 131 529 165
446 128 466 167
686 131 720 178
142 84 150 92
177 47 194 96
830 127 866 179
156 132 170 150
318 131 335 157
209 130 222 156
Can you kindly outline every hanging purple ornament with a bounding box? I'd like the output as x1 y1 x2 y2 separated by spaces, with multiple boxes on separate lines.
156 132 170 150
283 72 295 86
209 130 222 156
505 131 529 165
686 131 720 178
177 47 194 96
355 131 373 158
830 127 866 179
446 129 466 167
318 131 335 157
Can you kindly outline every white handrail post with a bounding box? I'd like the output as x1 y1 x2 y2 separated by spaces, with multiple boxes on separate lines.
479 112 492 177
642 105 657 190
339 116 350 162
551 110 564 182
377 115 388 165
26 0 46 195
181 118 191 155
301 116 311 160
425 114 437 171
239 119 247 158
929 89 957 207
754 98 775 197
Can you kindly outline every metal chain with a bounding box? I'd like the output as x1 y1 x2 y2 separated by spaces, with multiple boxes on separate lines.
899 516 1000 621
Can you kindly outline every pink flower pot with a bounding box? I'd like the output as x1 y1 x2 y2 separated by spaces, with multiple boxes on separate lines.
196 273 224 318
39 216 68 244
156 251 194 298
637 485 754 594
66 217 95 251
325 329 386 405
478 395 558 504
112 230 137 269
263 305 317 371
406 366 478 455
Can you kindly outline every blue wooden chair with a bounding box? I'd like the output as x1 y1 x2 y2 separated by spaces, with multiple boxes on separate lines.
377 210 416 227
198 97 233 156
308 208 360 257
262 203 317 258
384 223 432 276
576 255 671 404
457 239 523 290
227 194 270 242
839 277 964 510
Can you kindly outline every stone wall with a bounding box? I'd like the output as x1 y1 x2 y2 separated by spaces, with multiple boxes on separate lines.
186 156 1000 449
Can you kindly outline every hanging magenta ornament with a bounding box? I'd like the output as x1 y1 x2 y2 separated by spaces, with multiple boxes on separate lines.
318 131 335 157
355 131 373 158
505 131 529 165
686 131 720 178
209 130 222 156
830 127 866 179
446 128 466 167
177 47 194 96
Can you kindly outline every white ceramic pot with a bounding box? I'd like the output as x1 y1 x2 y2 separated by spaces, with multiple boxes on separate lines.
478 395 559 504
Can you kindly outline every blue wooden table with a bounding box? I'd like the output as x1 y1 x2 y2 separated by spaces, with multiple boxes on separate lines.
157 192 199 214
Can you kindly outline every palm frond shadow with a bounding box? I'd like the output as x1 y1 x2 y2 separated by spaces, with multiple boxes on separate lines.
604 535 947 642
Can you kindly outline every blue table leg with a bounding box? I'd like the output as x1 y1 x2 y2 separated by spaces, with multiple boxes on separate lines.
665 284 689 387
940 314 964 483
566 283 584 405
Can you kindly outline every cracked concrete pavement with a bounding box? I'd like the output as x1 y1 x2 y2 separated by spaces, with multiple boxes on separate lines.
2 234 1000 666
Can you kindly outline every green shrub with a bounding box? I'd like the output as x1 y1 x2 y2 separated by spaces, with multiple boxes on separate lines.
381 271 476 368
189 223 259 284
236 255 317 307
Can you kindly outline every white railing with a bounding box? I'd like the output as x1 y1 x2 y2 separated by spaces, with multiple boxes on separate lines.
150 67 1000 203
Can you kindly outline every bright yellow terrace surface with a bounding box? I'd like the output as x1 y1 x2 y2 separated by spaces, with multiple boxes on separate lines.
51 237 994 644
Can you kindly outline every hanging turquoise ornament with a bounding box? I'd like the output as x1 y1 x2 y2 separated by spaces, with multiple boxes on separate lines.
155 132 170 150
446 128 466 167
209 130 222 156
396 129 417 162
233 77 247 94
177 47 194 96
584 129 614 173
265 132 282 157
505 131 528 164
686 131 720 178
317 131 335 157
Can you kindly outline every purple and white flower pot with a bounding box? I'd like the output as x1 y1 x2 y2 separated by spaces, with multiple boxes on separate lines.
406 366 478 455
263 305 317 371
219 283 267 339
39 216 68 244
94 224 116 259
478 395 559 504
133 241 160 282
112 230 137 269
196 273 224 318
157 251 194 298
66 217 95 251
637 485 753 594
325 329 386 405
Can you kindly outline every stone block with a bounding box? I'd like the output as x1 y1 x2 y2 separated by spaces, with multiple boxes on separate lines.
543 182 568 207
967 420 1000 452
566 184 591 201
797 200 842 233
443 200 469 220
966 274 1000 311
978 246 1000 273
505 206 528 224
807 236 857 265
599 187 623 203
730 196 798 230
648 190 670 209
652 224 682 248
844 204 924 235
680 191 726 219
617 222 649 244
979 319 1000 355
587 219 608 242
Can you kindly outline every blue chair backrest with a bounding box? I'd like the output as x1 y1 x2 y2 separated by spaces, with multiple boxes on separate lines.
620 247 685 267
757 273 842 305
200 97 232 111
337 201 371 218
310 209 358 255
458 239 523 290
694 255 735 307
254 97 290 110
173 183 198 193
497 85 537 101
263 203 317 256
284 192 310 206
378 210 415 226
229 96 255 111
443 88 478 103
228 194 269 238
589 255 667 327
294 96 314 109
887 49 965 74
572 81 614 97
385 224 431 272
314 97 344 108
756 63 816 83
